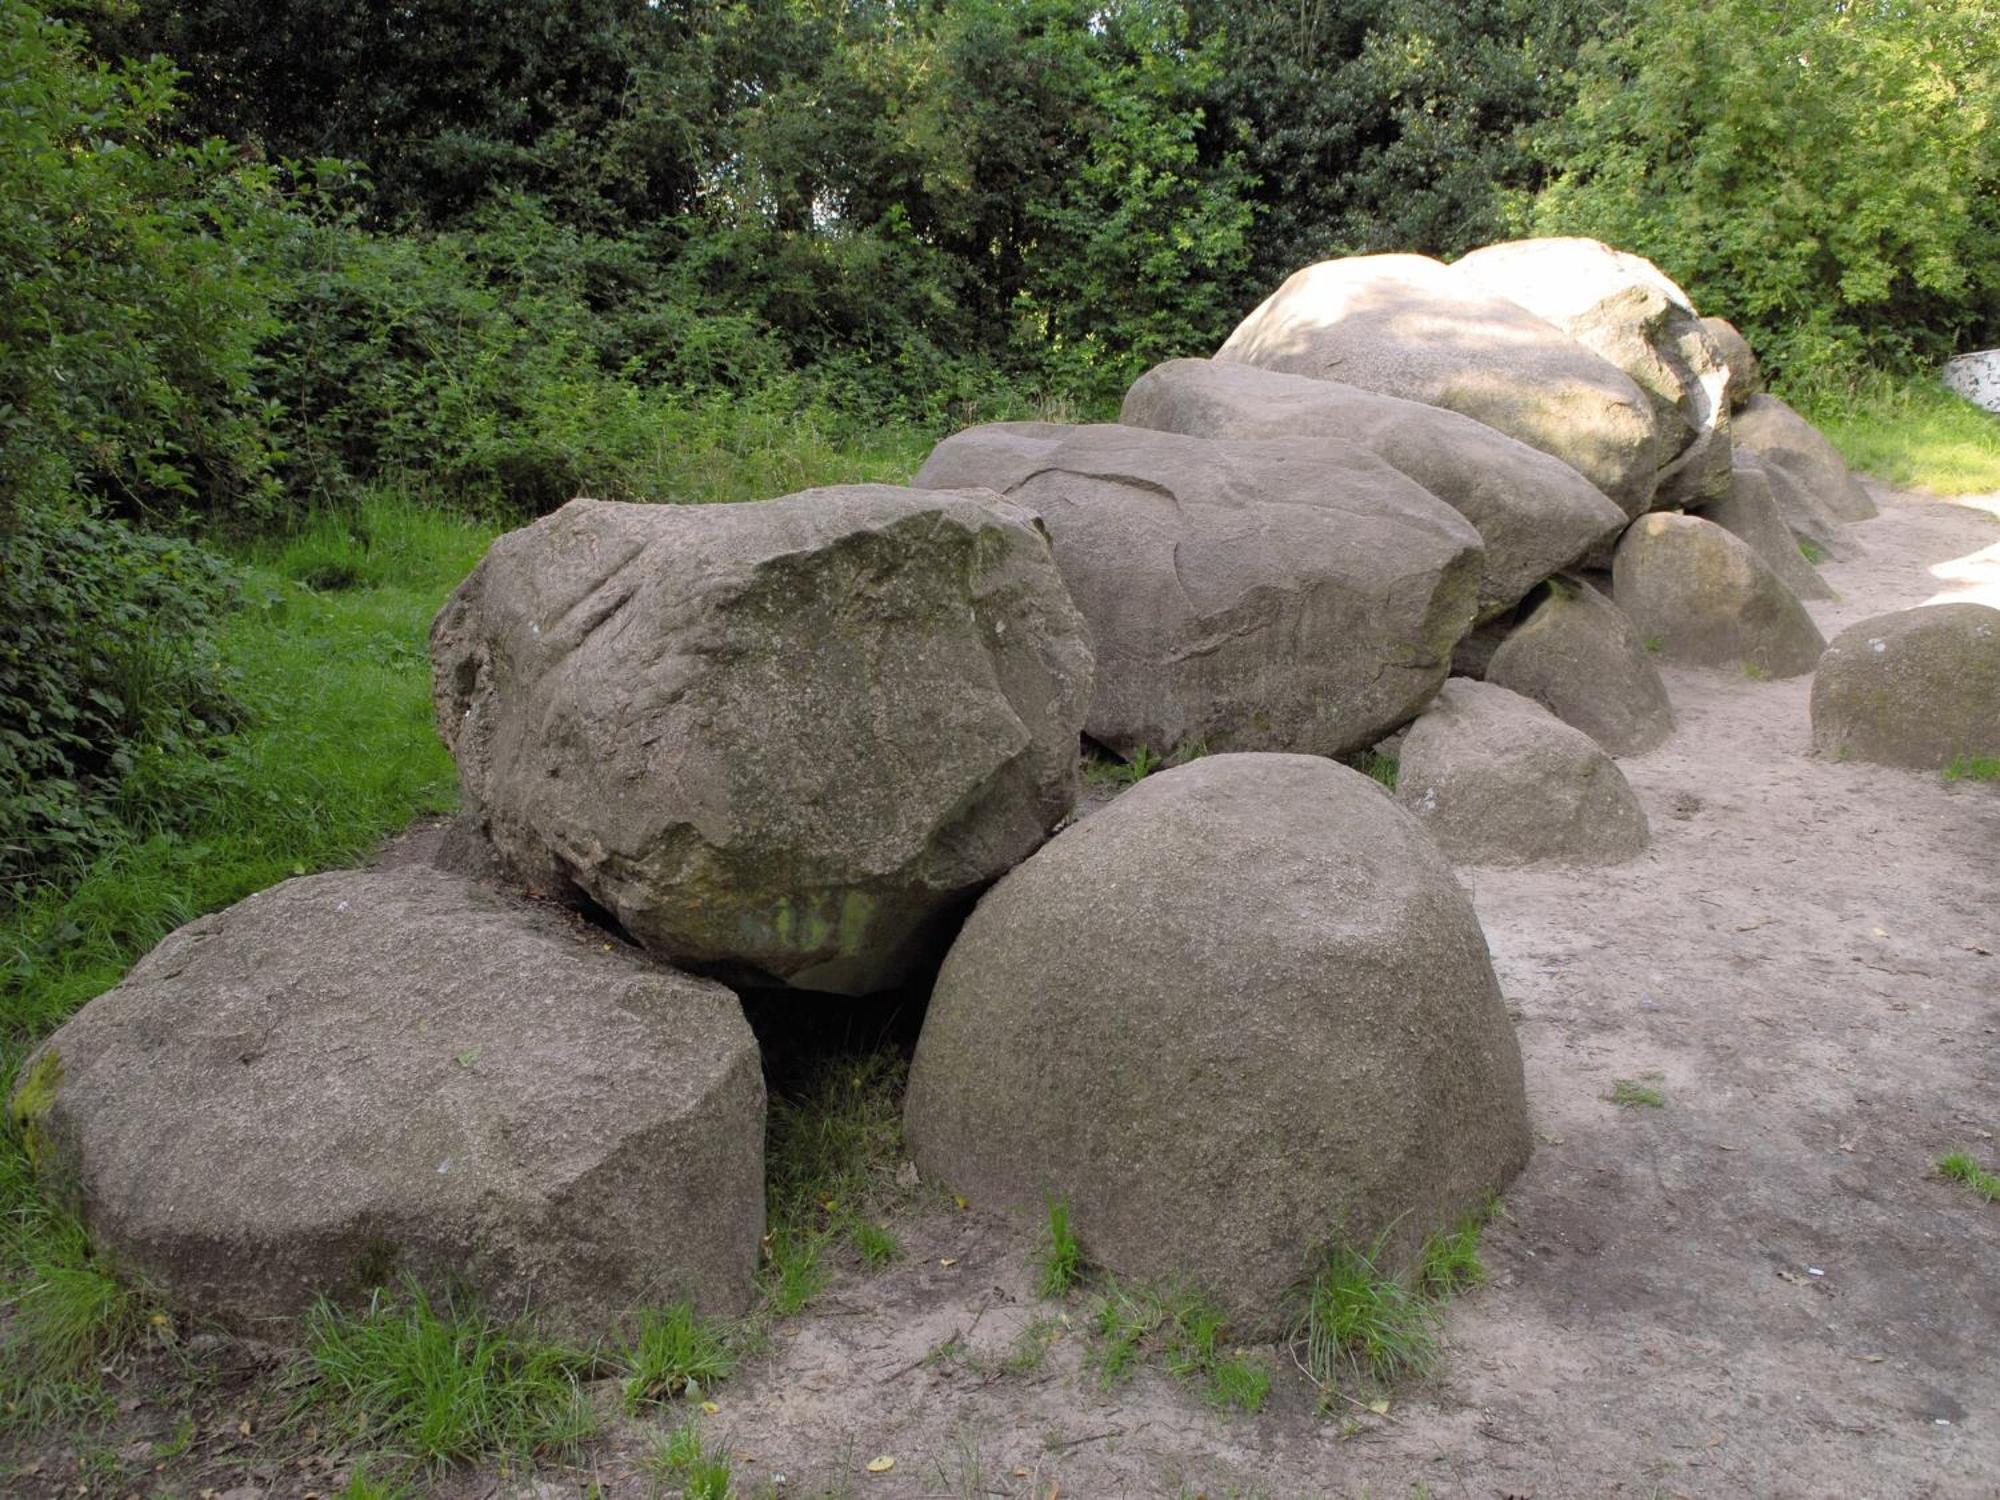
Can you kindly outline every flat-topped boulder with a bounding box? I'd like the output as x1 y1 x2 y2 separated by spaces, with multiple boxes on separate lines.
9 868 766 1336
1484 577 1675 755
911 422 1482 760
1396 680 1650 866
1811 604 2000 768
1215 253 1661 516
1695 459 1835 601
1120 358 1625 621
1733 394 1876 522
1612 513 1826 678
904 754 1531 1336
431 487 1093 995
1454 237 1733 508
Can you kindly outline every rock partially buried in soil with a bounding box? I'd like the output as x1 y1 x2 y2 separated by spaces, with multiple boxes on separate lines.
431 487 1094 995
1733 393 1877 523
1118 358 1626 622
1695 459 1836 602
1454 237 1734 509
1811 603 2000 769
1396 680 1650 866
10 868 766 1336
911 422 1482 760
1215 253 1661 517
1484 577 1675 756
1613 513 1827 678
903 753 1532 1336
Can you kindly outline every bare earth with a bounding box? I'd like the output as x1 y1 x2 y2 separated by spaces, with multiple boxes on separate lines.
515 485 1998 1500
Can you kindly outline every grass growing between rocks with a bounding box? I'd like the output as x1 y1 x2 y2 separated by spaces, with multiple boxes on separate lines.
1790 370 2000 496
1944 755 2000 782
1937 1151 2000 1203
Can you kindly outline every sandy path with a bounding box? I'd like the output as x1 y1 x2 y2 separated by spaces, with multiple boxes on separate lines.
525 489 2000 1500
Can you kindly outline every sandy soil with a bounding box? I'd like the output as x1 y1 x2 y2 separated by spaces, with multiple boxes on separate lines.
530 485 1996 1500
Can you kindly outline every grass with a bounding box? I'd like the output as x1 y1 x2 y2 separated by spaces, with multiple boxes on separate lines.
298 1281 598 1469
1790 369 2000 496
1084 743 1164 788
1611 1074 1668 1109
1355 751 1399 790
1944 755 2000 782
760 1049 911 1316
1641 634 1664 654
1088 1282 1270 1413
643 1420 736 1500
1937 1151 2000 1203
1036 1194 1084 1298
1798 537 1828 565
1297 1234 1439 1393
622 1303 736 1410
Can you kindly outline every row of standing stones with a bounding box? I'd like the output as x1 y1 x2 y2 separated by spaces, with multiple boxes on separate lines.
13 238 2000 1346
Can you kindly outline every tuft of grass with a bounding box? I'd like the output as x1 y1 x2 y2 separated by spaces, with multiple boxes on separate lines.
1937 1151 2000 1203
1085 743 1164 788
297 1280 598 1469
1611 1075 1668 1109
1036 1194 1084 1299
644 1420 735 1500
1087 1282 1267 1412
622 1303 735 1411
1798 537 1828 565
1640 634 1664 654
1355 751 1399 790
1001 1315 1066 1375
340 1463 413 1500
1790 369 2000 496
1740 661 1769 681
761 1049 910 1315
1419 1216 1488 1299
1944 755 2000 783
1297 1233 1439 1393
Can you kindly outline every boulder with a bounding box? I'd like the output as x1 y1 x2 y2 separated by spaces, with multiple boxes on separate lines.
9 868 766 1335
1454 237 1733 509
1119 358 1626 621
1732 394 1876 522
1612 513 1827 677
1701 317 1764 408
1739 449 1848 560
1694 460 1836 601
1395 680 1650 866
431 487 1094 996
910 423 1483 760
1810 604 2000 768
1215 253 1661 516
1484 578 1675 755
903 754 1531 1335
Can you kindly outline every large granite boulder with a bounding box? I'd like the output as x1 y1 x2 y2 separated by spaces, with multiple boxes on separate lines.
910 423 1482 760
1215 253 1661 516
432 487 1094 995
1695 459 1835 601
1732 394 1876 522
9 869 766 1335
1612 513 1827 678
1454 237 1733 509
1396 681 1650 866
1119 358 1625 621
1811 604 2000 768
1738 449 1848 561
904 753 1532 1336
1701 317 1764 409
1484 578 1675 755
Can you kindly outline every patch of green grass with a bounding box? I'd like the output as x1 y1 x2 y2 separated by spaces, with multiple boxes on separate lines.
644 1420 735 1500
1740 662 1769 681
340 1463 414 1500
1937 1151 2000 1203
1355 751 1399 790
761 1049 911 1315
1944 755 2000 783
622 1303 736 1410
1087 1282 1268 1412
1611 1075 1668 1109
1036 1194 1084 1299
1001 1315 1066 1375
1085 743 1165 788
298 1280 598 1469
1296 1232 1439 1394
1790 369 2000 496
1641 634 1664 654
1798 537 1828 565
1419 1215 1489 1298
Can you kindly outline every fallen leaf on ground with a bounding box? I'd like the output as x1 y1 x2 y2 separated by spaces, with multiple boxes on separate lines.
866 1455 896 1473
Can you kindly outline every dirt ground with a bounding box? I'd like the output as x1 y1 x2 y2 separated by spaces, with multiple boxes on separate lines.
11 487 1998 1500
549 485 1998 1500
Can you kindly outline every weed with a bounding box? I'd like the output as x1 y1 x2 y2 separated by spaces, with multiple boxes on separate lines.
1611 1075 1668 1108
1086 1282 1268 1412
341 1463 413 1500
1944 755 2000 783
1355 751 1399 790
1036 1194 1084 1298
1937 1151 2000 1203
622 1303 735 1410
1641 635 1664 654
1740 661 1769 681
760 1228 829 1318
852 1220 900 1269
1798 537 1828 565
1419 1217 1488 1298
1297 1233 1439 1392
298 1280 597 1468
646 1421 735 1500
